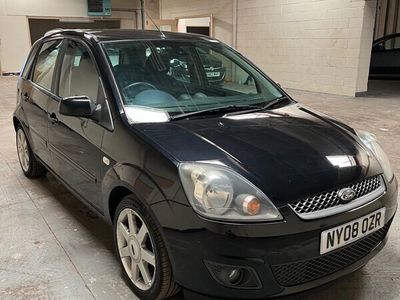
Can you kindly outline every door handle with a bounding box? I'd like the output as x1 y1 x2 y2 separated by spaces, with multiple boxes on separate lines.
22 93 30 102
48 112 59 124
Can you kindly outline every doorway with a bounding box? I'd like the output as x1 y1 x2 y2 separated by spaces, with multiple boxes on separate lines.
177 16 212 37
28 18 121 44
186 26 210 36
368 0 400 96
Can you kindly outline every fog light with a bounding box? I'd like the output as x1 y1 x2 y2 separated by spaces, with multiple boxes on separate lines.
227 268 243 285
204 260 261 289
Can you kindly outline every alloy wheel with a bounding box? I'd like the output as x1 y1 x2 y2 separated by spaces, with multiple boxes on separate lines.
116 208 156 291
17 129 29 172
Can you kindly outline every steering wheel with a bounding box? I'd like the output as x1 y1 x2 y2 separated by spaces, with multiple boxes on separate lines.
122 82 157 99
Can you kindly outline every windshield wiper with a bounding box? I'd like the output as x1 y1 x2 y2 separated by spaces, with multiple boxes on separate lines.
170 96 291 121
263 96 290 110
170 104 263 121
224 96 291 117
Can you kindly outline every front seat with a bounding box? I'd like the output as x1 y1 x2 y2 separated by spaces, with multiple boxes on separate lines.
112 45 148 89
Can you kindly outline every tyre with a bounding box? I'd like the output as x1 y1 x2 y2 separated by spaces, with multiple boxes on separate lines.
113 196 179 300
16 126 46 178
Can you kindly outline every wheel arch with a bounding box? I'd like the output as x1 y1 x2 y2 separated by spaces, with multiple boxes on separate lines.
13 115 34 148
103 162 167 223
13 116 20 131
108 185 134 223
105 165 179 278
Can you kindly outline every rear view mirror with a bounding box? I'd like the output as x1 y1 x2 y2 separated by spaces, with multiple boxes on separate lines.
59 95 97 119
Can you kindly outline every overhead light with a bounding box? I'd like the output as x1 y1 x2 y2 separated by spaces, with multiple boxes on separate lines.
59 18 95 23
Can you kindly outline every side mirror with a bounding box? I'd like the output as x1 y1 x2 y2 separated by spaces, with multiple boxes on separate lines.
59 96 98 119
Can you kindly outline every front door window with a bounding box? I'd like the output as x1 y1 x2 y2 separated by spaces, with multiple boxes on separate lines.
58 40 100 102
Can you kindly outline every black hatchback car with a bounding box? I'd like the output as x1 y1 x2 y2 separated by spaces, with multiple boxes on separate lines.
14 29 397 300
370 33 400 78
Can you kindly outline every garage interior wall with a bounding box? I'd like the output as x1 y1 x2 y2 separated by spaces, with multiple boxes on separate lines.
160 0 234 46
0 0 159 73
161 0 377 97
375 0 400 39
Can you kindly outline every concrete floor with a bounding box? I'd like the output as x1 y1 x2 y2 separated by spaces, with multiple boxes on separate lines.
0 76 399 300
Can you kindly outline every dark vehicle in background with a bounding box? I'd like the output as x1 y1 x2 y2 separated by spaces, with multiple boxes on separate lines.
370 33 400 78
160 47 226 85
14 29 397 300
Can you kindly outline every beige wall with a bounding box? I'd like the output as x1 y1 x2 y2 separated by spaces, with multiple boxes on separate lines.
375 0 400 39
0 14 30 74
0 0 376 96
356 1 377 93
0 0 158 73
237 0 377 96
145 0 160 20
160 0 234 45
161 0 376 97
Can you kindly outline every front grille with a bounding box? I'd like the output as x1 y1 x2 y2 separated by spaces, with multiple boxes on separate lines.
271 221 391 287
290 175 384 218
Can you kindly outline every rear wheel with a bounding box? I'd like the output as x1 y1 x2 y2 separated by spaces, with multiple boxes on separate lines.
16 126 46 178
113 196 179 299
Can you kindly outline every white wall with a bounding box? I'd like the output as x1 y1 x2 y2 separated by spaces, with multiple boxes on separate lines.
161 0 377 97
356 1 376 93
0 0 156 73
0 14 31 74
160 0 234 45
236 0 376 96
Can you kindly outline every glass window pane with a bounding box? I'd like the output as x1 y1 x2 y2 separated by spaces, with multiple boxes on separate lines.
199 49 258 94
103 40 284 121
394 37 400 50
59 40 99 102
32 40 62 90
384 37 400 50
21 43 40 79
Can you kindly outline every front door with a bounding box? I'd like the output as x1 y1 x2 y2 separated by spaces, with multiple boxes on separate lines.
47 39 107 212
384 36 400 75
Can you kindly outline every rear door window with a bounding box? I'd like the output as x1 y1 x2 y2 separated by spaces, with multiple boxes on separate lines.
384 36 400 50
32 40 62 90
21 43 40 80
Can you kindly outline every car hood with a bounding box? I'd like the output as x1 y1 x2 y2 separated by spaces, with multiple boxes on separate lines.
133 104 381 207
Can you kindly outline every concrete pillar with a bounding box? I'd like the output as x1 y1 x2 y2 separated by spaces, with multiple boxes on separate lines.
356 0 377 95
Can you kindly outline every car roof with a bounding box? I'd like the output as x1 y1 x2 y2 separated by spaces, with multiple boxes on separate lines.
373 33 400 44
44 28 219 43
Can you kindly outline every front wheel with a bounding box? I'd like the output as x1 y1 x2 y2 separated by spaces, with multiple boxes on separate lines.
16 126 46 178
113 196 179 299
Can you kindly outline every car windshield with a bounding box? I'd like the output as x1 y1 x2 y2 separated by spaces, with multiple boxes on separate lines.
102 39 284 123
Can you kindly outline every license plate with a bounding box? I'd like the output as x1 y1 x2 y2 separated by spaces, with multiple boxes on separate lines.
206 72 220 77
320 208 385 254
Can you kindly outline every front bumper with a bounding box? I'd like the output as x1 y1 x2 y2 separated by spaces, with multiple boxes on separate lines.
152 176 398 299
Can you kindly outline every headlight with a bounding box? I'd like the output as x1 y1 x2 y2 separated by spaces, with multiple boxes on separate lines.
179 163 283 222
356 130 394 181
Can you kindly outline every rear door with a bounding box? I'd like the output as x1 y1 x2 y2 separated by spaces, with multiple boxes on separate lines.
22 39 63 165
47 38 113 212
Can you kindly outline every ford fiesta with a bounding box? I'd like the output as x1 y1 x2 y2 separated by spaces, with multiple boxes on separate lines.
14 29 397 300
